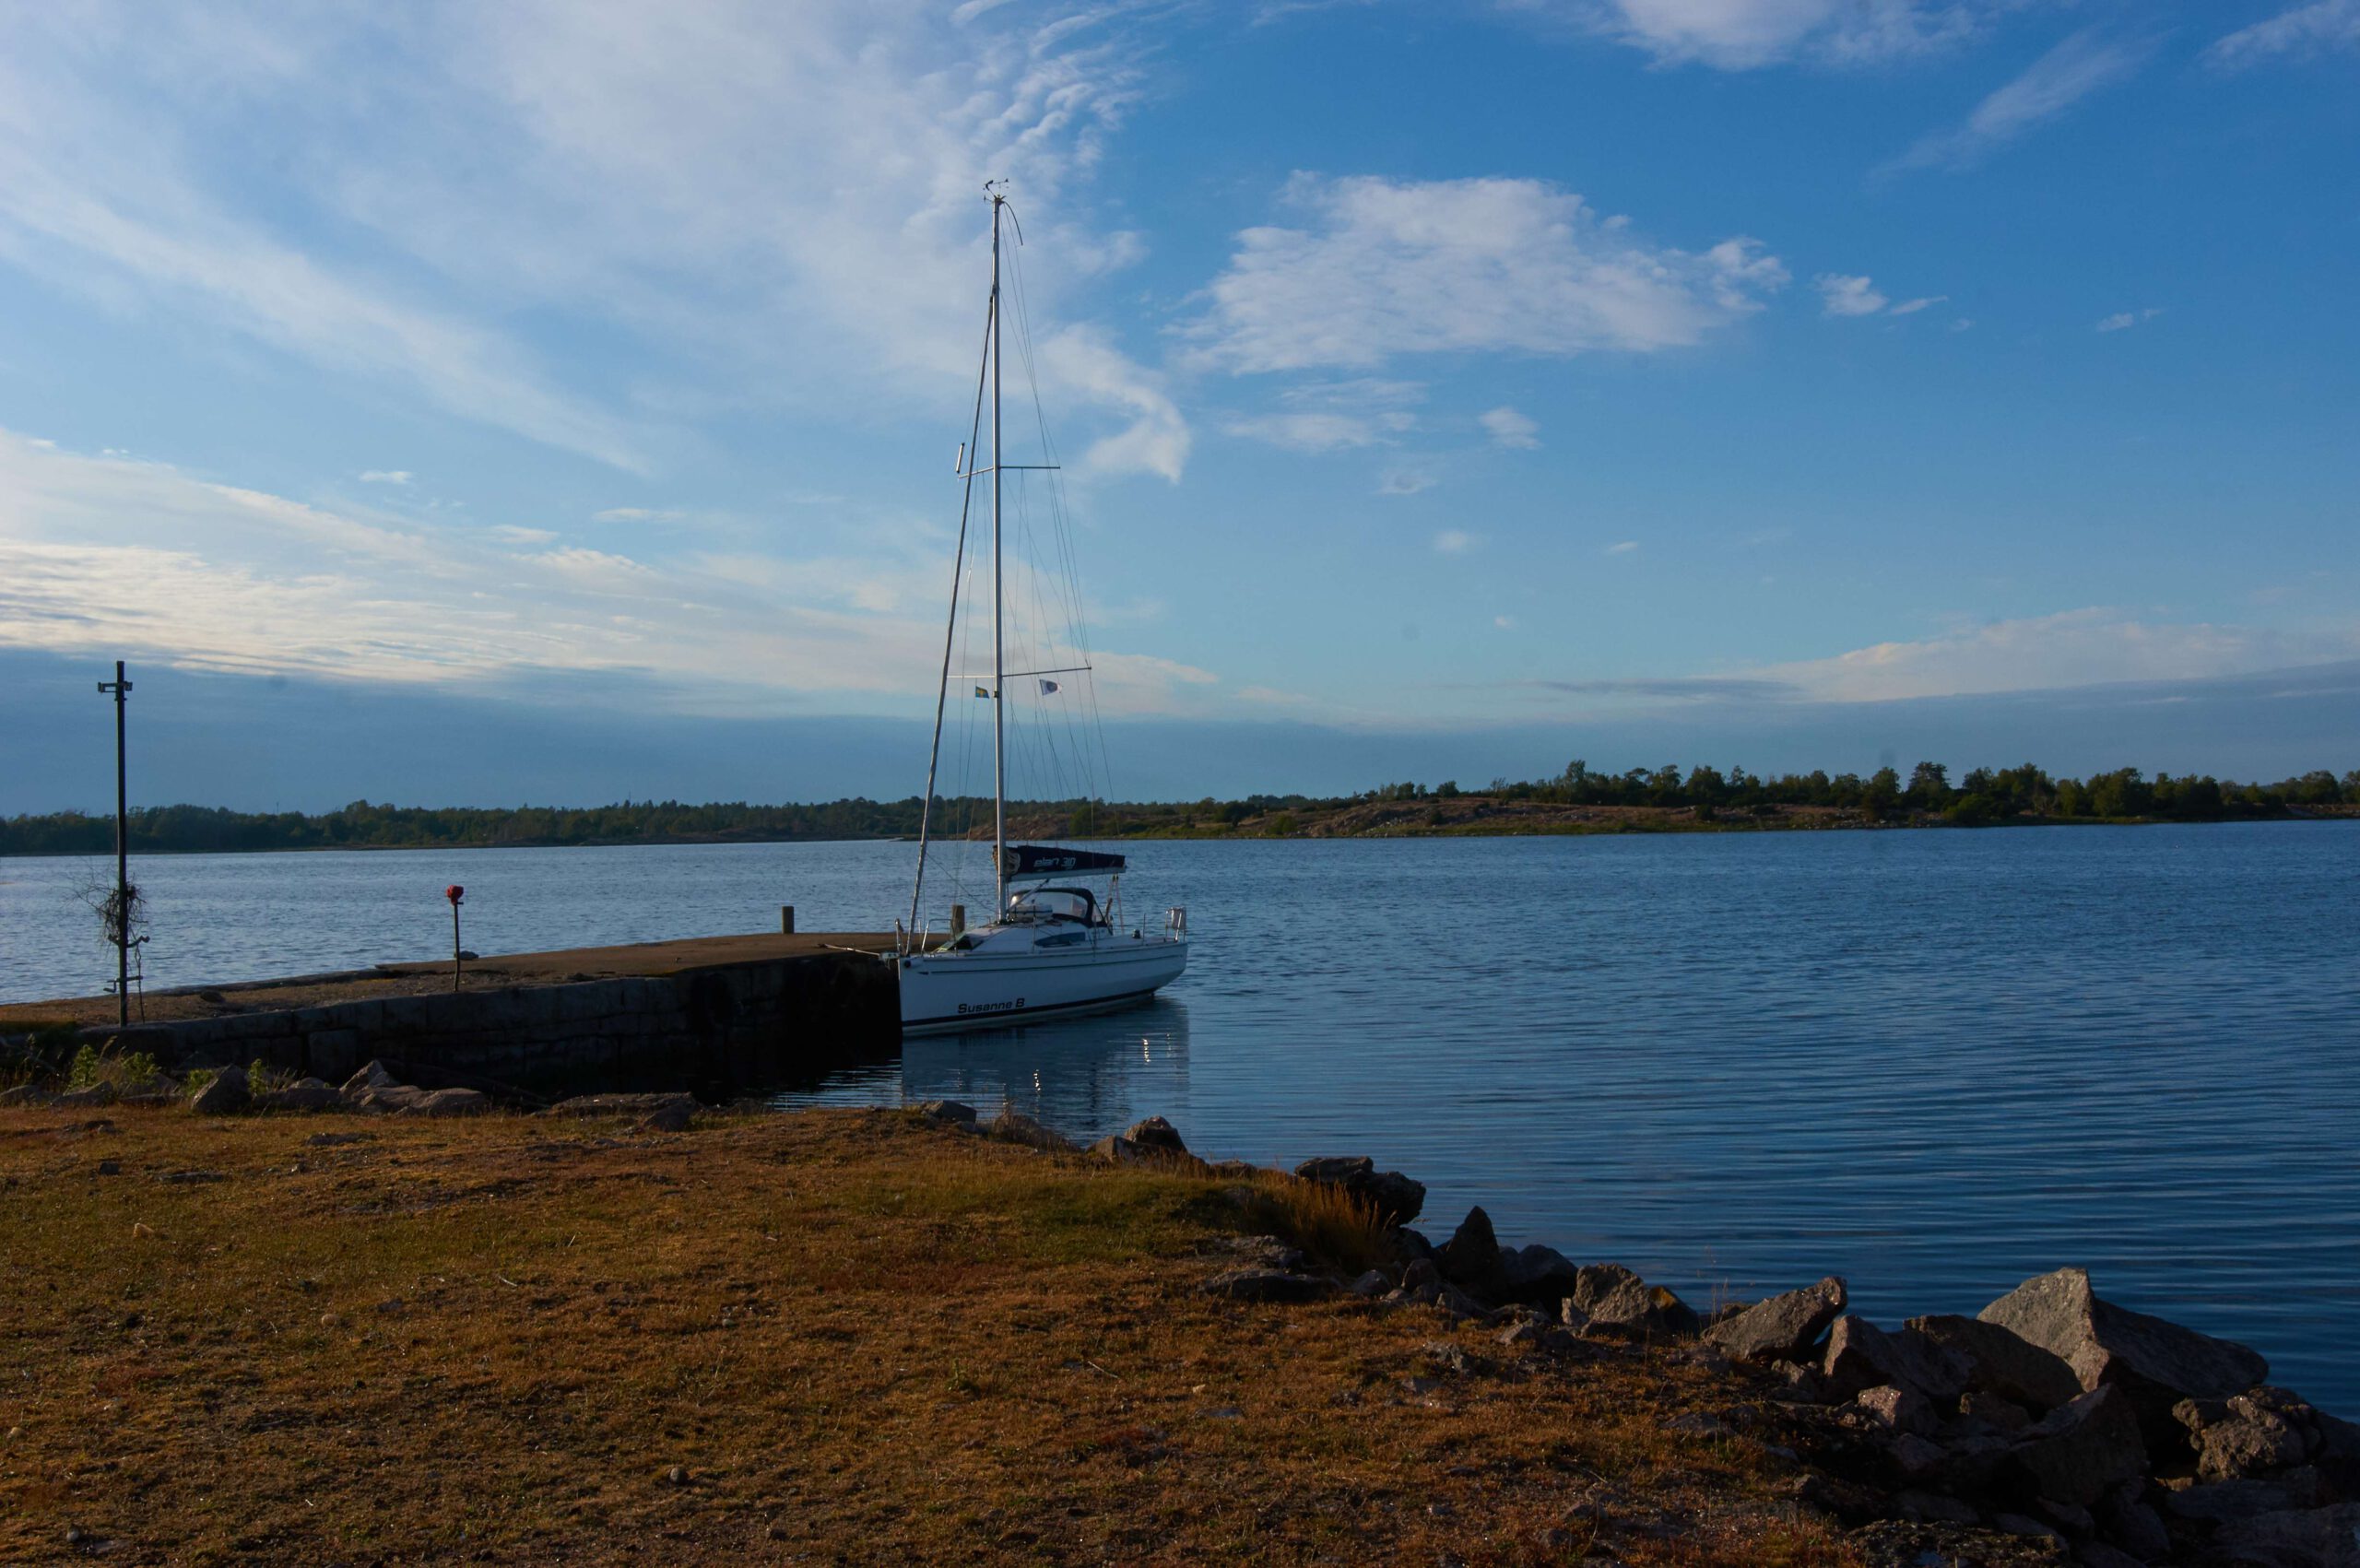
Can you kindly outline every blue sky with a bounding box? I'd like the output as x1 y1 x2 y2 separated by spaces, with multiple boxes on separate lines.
2 1 2355 809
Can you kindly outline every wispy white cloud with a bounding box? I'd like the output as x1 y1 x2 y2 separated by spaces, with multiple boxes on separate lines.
1224 412 1389 452
359 470 413 486
1186 174 1786 374
2207 0 2360 66
2095 307 2163 333
1887 294 1948 315
0 4 1185 478
1605 539 1640 555
1434 528 1477 553
1752 607 2360 702
1886 29 2155 173
1552 0 2007 70
0 428 1218 713
593 507 688 524
1480 406 1540 448
1818 274 1889 317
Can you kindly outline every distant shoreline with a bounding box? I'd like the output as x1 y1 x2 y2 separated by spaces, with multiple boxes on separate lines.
4 797 2354 858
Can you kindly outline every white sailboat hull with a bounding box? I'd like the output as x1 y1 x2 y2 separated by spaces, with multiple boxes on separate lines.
897 934 1186 1035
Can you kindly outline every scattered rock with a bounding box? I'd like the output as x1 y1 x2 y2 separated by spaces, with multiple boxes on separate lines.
2191 1397 2308 1482
1887 1433 1948 1480
1704 1275 1847 1362
2164 1474 2320 1524
2072 1542 2145 1568
1348 1269 1390 1298
914 1099 976 1125
1990 1512 2062 1541
1292 1155 1426 1227
1963 1389 2035 1433
665 1464 690 1486
2005 1385 2149 1508
985 1111 1072 1152
1570 1262 1699 1339
1847 1519 2066 1568
1823 1315 1972 1404
1910 1314 2084 1415
1977 1267 2269 1448
189 1064 249 1115
341 1060 396 1096
2094 1481 2170 1562
1433 1207 1508 1302
54 1085 118 1108
1855 1384 1935 1438
1124 1115 1186 1154
1088 1133 1151 1165
258 1078 343 1112
1199 1268 1332 1303
634 1102 693 1134
1891 1488 1978 1526
93 1160 121 1176
1496 1243 1580 1308
412 1088 487 1117
2212 1503 2360 1568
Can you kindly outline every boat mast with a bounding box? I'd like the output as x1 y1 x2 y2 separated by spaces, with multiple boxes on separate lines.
990 184 1008 914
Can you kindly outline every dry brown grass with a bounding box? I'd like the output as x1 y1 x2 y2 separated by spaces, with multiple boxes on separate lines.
0 1105 1856 1565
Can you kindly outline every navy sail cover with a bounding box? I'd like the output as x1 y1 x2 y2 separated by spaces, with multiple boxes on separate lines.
1002 843 1126 878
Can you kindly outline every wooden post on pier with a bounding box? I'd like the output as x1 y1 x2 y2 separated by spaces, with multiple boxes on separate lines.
780 905 796 935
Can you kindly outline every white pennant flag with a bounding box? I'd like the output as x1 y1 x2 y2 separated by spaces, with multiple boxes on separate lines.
1039 678 1060 695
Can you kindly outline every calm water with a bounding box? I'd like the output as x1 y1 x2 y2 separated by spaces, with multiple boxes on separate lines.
5 825 2355 1411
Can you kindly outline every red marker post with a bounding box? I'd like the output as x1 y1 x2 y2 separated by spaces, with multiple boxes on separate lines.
445 885 466 991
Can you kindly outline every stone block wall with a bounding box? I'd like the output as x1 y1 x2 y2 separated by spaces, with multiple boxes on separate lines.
69 952 899 1097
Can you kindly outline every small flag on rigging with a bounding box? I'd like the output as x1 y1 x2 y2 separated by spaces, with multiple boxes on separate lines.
1039 678 1060 695
974 685 992 699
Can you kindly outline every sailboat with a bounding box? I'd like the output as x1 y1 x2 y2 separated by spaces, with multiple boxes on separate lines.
891 183 1189 1036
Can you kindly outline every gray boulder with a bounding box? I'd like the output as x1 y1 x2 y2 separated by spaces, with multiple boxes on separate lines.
1569 1263 1699 1339
1088 1133 1150 1164
1292 1155 1426 1228
1199 1267 1332 1303
914 1099 976 1125
1977 1267 2268 1448
1855 1383 1935 1437
1496 1244 1580 1308
2213 1503 2360 1568
1703 1275 1847 1363
1434 1207 1509 1302
189 1064 249 1115
1124 1115 1186 1154
258 1078 342 1112
2165 1474 2325 1525
411 1087 486 1117
1823 1315 1972 1404
1909 1313 2084 1414
2003 1385 2149 1508
341 1060 395 1096
986 1111 1073 1152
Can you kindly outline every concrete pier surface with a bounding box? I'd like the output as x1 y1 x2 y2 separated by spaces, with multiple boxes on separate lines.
0 931 898 1031
3 932 906 1096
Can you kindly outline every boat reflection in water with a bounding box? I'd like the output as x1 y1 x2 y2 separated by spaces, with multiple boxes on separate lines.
763 997 1191 1147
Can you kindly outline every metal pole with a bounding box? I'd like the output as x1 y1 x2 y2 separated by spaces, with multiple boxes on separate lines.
451 900 463 991
95 660 133 1027
989 189 1007 917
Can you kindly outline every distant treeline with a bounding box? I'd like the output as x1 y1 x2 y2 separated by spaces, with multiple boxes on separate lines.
3 760 2355 855
1400 760 2360 825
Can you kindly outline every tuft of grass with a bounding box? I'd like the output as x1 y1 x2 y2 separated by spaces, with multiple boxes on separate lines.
65 1042 162 1093
1233 1172 1394 1277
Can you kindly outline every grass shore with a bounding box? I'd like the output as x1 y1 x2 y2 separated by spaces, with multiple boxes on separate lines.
0 1103 1847 1565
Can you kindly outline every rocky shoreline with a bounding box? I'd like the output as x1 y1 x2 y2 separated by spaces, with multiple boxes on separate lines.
13 1061 2354 1565
991 1106 2356 1568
